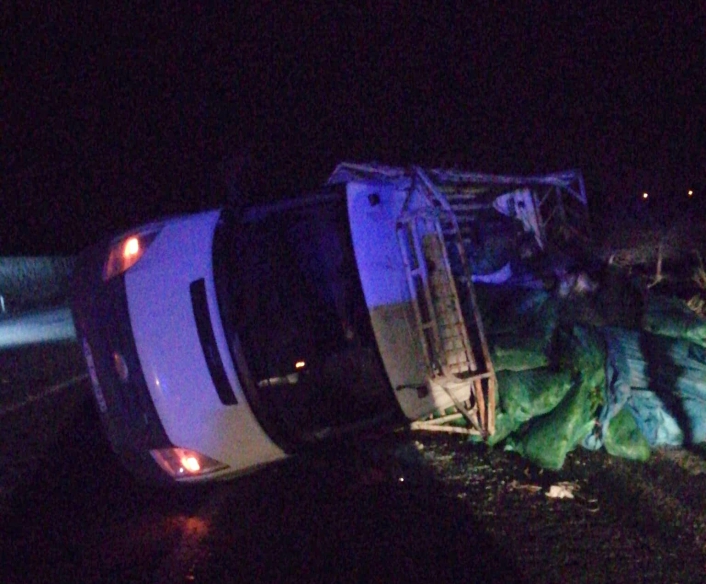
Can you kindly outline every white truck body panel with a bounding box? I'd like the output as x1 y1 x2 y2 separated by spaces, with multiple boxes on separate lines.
346 180 476 421
125 211 287 474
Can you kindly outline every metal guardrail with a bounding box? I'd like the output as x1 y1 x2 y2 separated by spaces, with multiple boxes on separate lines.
0 257 76 316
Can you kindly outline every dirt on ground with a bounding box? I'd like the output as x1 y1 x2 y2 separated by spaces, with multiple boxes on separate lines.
387 431 706 583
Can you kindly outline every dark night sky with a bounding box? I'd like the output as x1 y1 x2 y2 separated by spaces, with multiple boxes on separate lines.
4 1 705 254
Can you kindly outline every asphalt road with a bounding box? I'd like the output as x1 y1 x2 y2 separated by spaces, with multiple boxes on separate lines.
2 339 706 583
0 385 523 584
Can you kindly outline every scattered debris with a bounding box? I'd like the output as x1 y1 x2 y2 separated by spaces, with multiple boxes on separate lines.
546 482 577 499
506 479 542 494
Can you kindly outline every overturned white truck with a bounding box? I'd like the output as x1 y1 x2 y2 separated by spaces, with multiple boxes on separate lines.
71 162 588 483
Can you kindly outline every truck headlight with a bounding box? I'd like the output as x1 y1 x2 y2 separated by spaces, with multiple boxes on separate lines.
103 227 162 281
150 447 229 479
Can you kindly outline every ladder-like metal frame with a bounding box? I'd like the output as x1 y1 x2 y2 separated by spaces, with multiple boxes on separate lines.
396 168 497 437
430 168 589 252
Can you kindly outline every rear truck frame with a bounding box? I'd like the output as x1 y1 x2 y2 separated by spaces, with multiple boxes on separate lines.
331 163 590 437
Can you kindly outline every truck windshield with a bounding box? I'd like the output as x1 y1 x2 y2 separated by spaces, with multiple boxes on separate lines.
213 194 399 449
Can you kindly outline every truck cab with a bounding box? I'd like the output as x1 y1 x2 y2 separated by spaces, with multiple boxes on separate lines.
72 168 500 484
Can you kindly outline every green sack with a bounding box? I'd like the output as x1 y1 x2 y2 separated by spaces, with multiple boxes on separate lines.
488 368 574 446
476 287 559 371
642 294 706 348
512 379 600 470
488 411 518 446
508 325 606 470
499 368 574 424
552 325 607 383
603 407 651 462
488 333 550 371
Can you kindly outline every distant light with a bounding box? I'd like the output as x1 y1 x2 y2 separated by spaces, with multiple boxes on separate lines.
688 190 694 197
295 361 306 369
123 237 140 258
642 192 649 199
